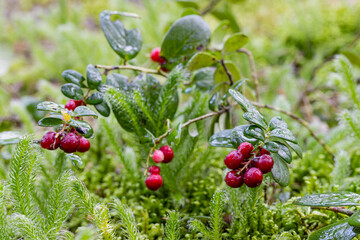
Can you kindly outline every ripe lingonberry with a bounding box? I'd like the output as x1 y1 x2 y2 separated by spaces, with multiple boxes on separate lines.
145 174 163 191
160 145 174 163
65 99 84 111
244 168 263 188
224 150 244 169
150 47 166 64
40 132 60 150
259 148 270 156
60 133 80 153
77 137 91 153
152 150 164 163
225 170 243 188
149 166 161 175
254 154 274 173
238 142 254 159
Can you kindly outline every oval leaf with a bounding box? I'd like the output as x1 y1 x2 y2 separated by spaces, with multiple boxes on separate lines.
106 73 129 89
271 153 290 187
269 128 297 143
186 52 217 71
73 106 98 118
229 89 257 113
68 120 94 138
209 129 233 148
231 125 259 148
264 141 279 153
38 117 64 127
95 101 111 117
211 20 231 49
309 219 360 240
243 111 267 130
286 141 303 159
276 142 292 163
62 69 85 87
86 64 102 90
269 116 289 130
37 101 63 113
67 154 85 170
294 192 360 207
223 33 248 53
85 92 104 105
244 125 265 142
61 83 84 100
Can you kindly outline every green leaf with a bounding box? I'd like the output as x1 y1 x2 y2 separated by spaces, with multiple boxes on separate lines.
349 210 360 227
269 128 297 143
269 116 289 130
95 101 111 117
223 33 248 53
38 117 64 127
293 192 360 207
168 123 182 145
308 219 360 240
62 70 86 87
214 62 241 84
67 154 85 170
229 89 257 112
211 20 231 49
264 141 279 153
161 15 210 62
209 129 233 148
74 106 98 118
106 73 128 89
186 52 217 71
276 142 292 163
37 101 62 113
285 141 302 159
99 10 142 60
68 120 94 138
244 125 265 142
271 153 290 187
192 67 215 91
61 83 84 100
181 7 199 17
0 131 21 145
86 64 102 90
342 50 360 68
208 92 219 111
85 92 104 105
231 125 259 148
243 112 267 130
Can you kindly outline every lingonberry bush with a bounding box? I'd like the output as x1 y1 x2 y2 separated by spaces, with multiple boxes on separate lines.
2 1 360 239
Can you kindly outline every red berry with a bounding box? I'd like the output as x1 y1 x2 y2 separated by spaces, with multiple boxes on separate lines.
150 48 161 62
161 66 169 72
238 142 254 159
60 133 80 153
160 145 174 163
65 100 84 111
40 132 60 150
259 148 270 156
224 150 244 169
254 154 274 174
243 168 263 188
152 150 164 163
145 174 163 191
149 166 161 175
77 137 91 153
225 170 243 188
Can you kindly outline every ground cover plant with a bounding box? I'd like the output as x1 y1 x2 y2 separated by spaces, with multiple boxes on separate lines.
2 0 360 239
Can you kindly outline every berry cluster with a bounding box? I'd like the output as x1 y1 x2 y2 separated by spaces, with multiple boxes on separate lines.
150 47 168 72
145 145 174 191
224 142 274 188
40 100 91 153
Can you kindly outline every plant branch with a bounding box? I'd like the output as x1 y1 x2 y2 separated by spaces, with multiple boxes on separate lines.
311 206 354 216
220 59 233 85
237 48 260 103
200 0 221 15
252 102 335 160
95 64 167 77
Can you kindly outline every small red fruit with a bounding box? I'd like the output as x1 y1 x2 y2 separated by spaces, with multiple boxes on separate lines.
238 142 254 159
77 137 91 153
152 150 164 163
40 132 60 150
150 47 166 64
60 133 80 153
145 174 163 191
160 145 174 163
254 154 274 173
225 170 243 188
259 148 270 156
243 168 263 188
224 150 244 169
149 166 161 175
65 100 84 111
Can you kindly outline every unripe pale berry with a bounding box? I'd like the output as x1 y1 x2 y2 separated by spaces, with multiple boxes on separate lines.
60 133 80 153
254 154 274 173
77 137 91 153
160 145 174 163
225 171 243 188
149 166 161 175
152 150 164 163
243 168 263 188
41 132 60 150
238 142 254 159
145 174 163 191
224 150 244 169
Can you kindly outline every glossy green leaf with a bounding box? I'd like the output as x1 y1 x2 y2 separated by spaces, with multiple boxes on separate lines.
61 83 84 100
269 128 297 143
231 125 259 148
209 129 233 148
285 141 303 159
86 64 102 90
95 101 111 117
73 106 98 118
208 92 219 111
309 219 360 240
85 92 104 105
188 123 199 137
214 62 241 84
264 141 279 153
223 33 248 53
211 20 231 49
276 142 292 163
192 67 215 91
167 122 182 145
68 120 94 138
38 116 64 127
99 10 142 60
62 69 86 87
294 192 360 207
67 154 85 170
244 125 265 142
161 15 210 62
37 101 63 113
349 210 360 227
106 73 129 89
180 7 199 17
243 111 267 130
269 116 289 130
0 131 21 145
186 52 217 71
229 89 257 112
271 153 290 187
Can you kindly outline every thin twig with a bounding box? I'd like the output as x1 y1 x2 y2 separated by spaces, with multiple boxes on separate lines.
311 206 354 216
237 48 260 103
252 102 335 160
200 0 221 15
95 64 167 77
220 59 234 85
